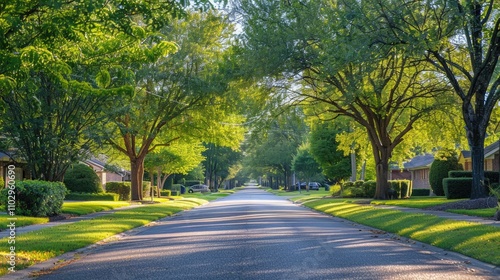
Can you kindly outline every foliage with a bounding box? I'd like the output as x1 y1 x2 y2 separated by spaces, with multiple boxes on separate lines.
64 192 119 201
308 121 351 181
237 0 455 199
101 11 243 201
389 180 412 199
203 143 242 191
429 150 463 196
160 190 172 197
292 144 322 182
443 178 473 199
105 182 131 201
376 0 500 199
412 189 431 196
449 171 499 185
362 181 377 198
0 180 67 217
63 164 103 193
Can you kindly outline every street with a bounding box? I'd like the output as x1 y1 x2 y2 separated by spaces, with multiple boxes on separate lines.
37 187 497 280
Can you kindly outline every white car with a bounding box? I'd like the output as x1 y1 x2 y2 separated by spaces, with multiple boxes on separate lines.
188 184 210 193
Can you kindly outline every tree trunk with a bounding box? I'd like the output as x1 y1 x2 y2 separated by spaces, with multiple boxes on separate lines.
373 147 391 200
469 144 488 199
130 158 145 201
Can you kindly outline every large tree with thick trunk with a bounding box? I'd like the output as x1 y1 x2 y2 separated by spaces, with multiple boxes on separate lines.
373 0 500 199
236 0 455 199
103 12 240 200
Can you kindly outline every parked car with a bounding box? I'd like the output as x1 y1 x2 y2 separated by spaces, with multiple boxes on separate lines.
308 182 321 190
188 184 210 193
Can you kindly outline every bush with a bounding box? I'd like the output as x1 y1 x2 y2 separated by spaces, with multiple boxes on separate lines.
362 181 376 198
412 189 431 196
64 164 103 193
171 191 179 196
65 192 119 201
0 180 67 217
160 190 171 197
329 183 342 196
443 178 472 199
448 171 500 185
142 181 151 197
429 151 462 196
105 182 131 201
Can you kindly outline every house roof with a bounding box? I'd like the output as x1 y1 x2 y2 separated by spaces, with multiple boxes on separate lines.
460 141 500 160
403 154 434 170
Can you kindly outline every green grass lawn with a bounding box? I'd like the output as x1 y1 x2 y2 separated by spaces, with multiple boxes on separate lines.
0 198 208 276
61 201 131 215
370 196 467 208
0 215 49 230
302 199 500 266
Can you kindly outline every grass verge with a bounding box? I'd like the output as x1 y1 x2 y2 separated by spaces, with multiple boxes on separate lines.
303 199 500 266
0 215 49 231
61 201 131 215
0 198 207 276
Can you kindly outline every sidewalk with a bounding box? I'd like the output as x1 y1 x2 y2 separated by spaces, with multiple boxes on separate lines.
369 204 500 227
0 204 145 239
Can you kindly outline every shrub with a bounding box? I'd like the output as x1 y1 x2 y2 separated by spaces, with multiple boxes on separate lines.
63 164 103 193
171 191 179 196
105 182 131 201
329 183 342 196
65 192 119 201
449 171 500 185
1 180 67 217
443 178 472 199
0 177 4 189
161 189 172 196
429 151 462 196
412 189 431 196
388 180 401 198
142 181 151 197
362 181 376 198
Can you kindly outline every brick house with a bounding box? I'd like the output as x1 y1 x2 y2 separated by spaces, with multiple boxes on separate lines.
459 141 500 172
390 154 434 190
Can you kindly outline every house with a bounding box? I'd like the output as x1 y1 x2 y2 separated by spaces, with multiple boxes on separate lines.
84 157 130 187
390 154 434 190
0 151 30 184
459 141 500 172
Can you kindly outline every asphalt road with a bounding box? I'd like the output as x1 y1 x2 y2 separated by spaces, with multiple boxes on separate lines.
36 186 498 280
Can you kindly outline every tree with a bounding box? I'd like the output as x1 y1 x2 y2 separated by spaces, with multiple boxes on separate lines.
145 141 206 196
292 144 322 188
237 1 455 199
243 108 308 189
309 121 351 182
0 0 212 181
102 11 242 200
373 0 500 198
203 143 242 191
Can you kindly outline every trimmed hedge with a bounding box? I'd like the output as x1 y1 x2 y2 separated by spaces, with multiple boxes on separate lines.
361 180 376 198
429 155 462 196
63 164 103 193
1 180 67 217
388 180 412 198
160 190 171 197
65 192 119 201
106 182 131 201
143 181 151 197
448 170 500 185
412 189 431 196
443 178 472 199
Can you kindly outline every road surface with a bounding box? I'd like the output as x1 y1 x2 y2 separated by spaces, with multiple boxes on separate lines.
36 186 498 280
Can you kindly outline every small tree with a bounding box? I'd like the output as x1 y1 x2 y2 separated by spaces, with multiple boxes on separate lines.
64 164 103 193
292 145 322 190
429 149 462 196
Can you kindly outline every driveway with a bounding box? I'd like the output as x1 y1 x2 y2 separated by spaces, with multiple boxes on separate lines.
35 186 498 280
